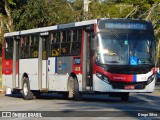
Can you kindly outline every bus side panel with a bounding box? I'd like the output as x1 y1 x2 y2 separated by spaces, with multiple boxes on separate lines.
19 59 39 90
2 75 13 89
56 57 72 74
48 57 83 91
2 38 13 88
48 69 83 92
48 57 56 91
77 74 83 91
49 75 69 91
48 57 72 91
2 60 13 89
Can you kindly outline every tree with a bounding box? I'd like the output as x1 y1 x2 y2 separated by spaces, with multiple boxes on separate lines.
0 0 17 55
12 0 83 30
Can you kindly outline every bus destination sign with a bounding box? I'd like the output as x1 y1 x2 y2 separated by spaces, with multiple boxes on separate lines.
98 19 153 30
104 23 147 30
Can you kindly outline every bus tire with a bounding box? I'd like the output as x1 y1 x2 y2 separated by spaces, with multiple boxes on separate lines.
121 93 129 102
68 77 82 101
73 77 82 101
22 78 34 100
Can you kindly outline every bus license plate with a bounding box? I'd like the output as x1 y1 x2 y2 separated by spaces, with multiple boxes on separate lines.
124 85 135 90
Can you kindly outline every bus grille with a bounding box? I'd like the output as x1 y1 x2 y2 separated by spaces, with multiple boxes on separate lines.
111 82 147 90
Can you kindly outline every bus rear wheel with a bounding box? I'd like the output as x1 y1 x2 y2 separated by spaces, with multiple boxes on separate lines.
22 78 34 100
73 78 82 101
68 77 82 101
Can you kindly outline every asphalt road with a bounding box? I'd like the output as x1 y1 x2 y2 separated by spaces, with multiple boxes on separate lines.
0 83 160 120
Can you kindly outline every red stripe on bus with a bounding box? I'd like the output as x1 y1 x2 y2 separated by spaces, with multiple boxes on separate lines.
94 64 133 83
152 67 156 74
2 60 13 75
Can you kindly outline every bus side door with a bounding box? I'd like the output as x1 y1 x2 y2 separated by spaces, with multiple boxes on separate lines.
12 37 20 88
39 33 49 91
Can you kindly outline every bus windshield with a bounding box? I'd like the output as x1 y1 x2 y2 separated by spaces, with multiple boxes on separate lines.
96 31 154 65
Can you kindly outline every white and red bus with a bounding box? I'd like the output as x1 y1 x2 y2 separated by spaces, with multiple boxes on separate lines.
2 18 156 101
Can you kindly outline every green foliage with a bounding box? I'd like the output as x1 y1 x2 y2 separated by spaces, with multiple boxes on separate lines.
12 0 83 30
13 0 49 30
8 0 16 5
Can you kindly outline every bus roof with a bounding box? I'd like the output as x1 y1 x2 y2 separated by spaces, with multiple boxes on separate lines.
4 18 152 37
4 19 97 37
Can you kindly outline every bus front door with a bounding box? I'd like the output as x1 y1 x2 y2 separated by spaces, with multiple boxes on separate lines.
82 29 94 91
39 34 49 91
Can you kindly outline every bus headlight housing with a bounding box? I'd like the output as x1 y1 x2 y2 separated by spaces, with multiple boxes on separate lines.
147 74 155 85
96 72 110 84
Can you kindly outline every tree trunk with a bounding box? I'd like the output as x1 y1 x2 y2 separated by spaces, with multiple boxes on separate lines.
4 0 14 32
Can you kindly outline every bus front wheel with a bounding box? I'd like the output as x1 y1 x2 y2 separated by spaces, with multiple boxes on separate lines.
22 78 34 100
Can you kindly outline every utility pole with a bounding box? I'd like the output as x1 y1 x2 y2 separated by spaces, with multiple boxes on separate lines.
83 0 91 20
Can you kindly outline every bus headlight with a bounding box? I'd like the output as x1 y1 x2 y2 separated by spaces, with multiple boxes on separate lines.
96 72 110 84
147 74 155 85
96 72 102 79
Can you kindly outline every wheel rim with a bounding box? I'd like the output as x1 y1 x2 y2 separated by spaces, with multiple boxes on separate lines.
23 83 28 96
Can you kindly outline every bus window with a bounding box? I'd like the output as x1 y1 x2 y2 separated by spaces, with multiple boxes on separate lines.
51 44 59 56
62 31 67 42
71 42 81 55
67 30 71 42
21 47 29 58
20 36 29 58
30 34 39 58
61 43 70 55
50 32 60 57
62 30 71 42
26 36 30 46
60 30 72 55
73 29 82 42
73 30 77 42
71 29 82 55
5 37 13 60
78 29 82 41
50 32 60 43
